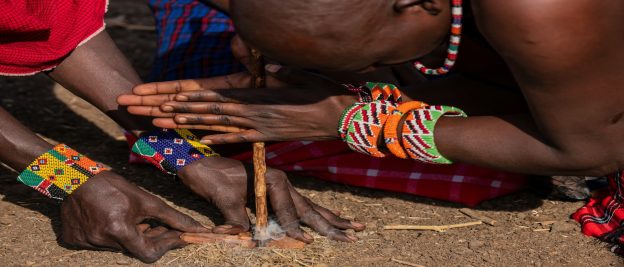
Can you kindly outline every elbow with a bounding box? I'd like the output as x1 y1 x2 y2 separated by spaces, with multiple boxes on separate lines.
554 151 620 177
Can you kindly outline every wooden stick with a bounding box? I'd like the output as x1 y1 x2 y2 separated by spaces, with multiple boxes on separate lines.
390 258 426 267
250 49 269 239
459 208 497 226
383 221 482 232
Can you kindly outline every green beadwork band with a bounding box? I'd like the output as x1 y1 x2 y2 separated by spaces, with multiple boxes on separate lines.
400 105 467 164
17 144 108 201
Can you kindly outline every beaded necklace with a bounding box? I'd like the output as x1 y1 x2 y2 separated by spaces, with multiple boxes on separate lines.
414 0 463 75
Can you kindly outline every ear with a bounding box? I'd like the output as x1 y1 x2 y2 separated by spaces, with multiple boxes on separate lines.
394 0 442 15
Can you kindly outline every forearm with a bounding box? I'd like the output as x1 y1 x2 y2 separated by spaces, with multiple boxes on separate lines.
48 31 149 134
0 106 53 171
435 114 617 176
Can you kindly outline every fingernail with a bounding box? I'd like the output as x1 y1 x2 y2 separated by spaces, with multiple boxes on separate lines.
176 95 189 101
265 64 282 73
347 235 358 242
303 232 313 241
161 105 174 112
219 225 233 229
201 140 214 145
351 221 365 229
176 117 188 124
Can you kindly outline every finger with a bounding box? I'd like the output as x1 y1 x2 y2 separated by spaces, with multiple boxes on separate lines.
200 130 266 145
306 199 365 231
160 102 246 116
211 203 250 235
265 170 313 243
118 94 176 106
133 79 205 95
176 90 243 103
138 224 151 233
152 118 245 132
143 226 169 238
121 229 185 263
284 180 357 242
148 202 210 234
174 114 254 128
127 106 176 117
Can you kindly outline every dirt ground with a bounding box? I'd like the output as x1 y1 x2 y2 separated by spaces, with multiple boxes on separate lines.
0 1 621 266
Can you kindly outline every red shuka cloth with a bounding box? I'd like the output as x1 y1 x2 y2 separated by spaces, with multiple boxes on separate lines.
573 171 624 254
0 0 108 76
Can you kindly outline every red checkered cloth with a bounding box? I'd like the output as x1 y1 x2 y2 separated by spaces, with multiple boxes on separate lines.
0 0 108 76
573 171 624 254
126 132 527 206
231 140 527 207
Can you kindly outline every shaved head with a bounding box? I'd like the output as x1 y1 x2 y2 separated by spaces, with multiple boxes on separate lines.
231 0 451 71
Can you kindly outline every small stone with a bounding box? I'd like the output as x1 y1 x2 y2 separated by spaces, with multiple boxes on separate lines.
116 259 130 265
550 222 577 233
0 217 12 226
451 247 470 255
469 240 486 250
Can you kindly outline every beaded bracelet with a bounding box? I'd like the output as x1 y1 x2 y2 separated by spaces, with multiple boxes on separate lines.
383 101 429 159
369 82 403 103
400 105 467 164
132 128 219 175
339 100 397 157
338 103 366 140
17 144 109 201
344 82 404 104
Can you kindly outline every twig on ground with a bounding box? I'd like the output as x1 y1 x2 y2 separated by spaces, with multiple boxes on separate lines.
384 221 482 232
272 250 312 267
391 258 426 267
459 208 497 226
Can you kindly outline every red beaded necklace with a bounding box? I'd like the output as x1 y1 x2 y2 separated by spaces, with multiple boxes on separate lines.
414 0 463 75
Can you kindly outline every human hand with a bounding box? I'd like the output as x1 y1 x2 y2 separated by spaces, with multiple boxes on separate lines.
177 156 365 243
60 171 209 263
118 65 357 144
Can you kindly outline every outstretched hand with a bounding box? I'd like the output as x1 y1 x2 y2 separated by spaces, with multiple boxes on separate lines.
61 171 209 263
177 156 365 243
117 36 357 144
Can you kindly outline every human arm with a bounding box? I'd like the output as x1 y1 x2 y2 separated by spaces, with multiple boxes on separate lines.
47 31 150 134
49 30 362 242
431 0 624 176
119 0 623 176
0 104 208 262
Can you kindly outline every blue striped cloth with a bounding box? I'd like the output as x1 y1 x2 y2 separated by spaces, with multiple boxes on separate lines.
148 0 244 81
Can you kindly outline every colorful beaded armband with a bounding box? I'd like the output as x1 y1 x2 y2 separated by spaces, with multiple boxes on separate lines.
344 82 404 104
338 100 397 157
132 129 219 175
400 105 467 164
383 101 429 159
17 144 109 201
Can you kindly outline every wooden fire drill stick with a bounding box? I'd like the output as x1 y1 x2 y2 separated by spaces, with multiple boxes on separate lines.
250 49 268 239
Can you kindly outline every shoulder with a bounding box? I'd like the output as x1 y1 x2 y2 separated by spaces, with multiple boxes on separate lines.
471 0 624 82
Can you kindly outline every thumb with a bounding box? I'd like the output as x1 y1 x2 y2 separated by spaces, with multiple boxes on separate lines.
150 202 210 233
